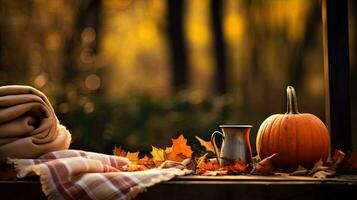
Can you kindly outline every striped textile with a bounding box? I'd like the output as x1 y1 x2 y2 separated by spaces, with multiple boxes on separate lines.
8 150 192 200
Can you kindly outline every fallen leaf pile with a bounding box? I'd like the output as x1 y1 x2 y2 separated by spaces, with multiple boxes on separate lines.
113 134 194 171
113 134 357 178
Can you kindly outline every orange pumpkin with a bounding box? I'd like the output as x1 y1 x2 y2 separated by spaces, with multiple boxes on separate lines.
256 86 330 169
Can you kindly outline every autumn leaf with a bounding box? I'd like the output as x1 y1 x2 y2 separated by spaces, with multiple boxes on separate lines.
139 155 150 161
164 147 172 155
251 153 277 175
137 156 156 168
121 164 148 171
195 136 215 154
339 149 357 174
196 153 209 166
290 165 309 176
113 146 127 157
151 146 165 162
171 134 193 158
159 160 185 169
224 160 247 173
126 151 139 161
182 158 196 171
332 149 345 168
196 157 220 174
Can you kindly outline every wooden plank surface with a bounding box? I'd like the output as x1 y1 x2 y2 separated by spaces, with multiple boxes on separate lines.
173 175 357 183
1 175 357 200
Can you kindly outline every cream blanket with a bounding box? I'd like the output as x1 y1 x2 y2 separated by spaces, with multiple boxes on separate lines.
0 85 71 160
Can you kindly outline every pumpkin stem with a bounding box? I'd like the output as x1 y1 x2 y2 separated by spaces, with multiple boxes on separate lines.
286 86 299 114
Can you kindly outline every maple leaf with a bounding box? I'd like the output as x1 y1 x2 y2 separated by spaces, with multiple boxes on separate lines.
126 151 139 161
164 147 172 155
139 155 150 161
137 156 156 168
151 146 165 162
113 146 127 157
195 136 215 154
171 134 193 158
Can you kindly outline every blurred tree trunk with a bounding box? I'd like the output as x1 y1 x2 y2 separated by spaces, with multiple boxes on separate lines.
240 0 263 113
167 0 188 91
287 1 321 89
210 0 227 95
62 0 102 93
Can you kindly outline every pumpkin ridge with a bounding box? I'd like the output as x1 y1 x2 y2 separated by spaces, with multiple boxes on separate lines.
256 116 270 159
310 115 330 161
284 114 297 169
306 115 317 168
285 114 297 169
293 115 298 169
311 115 324 164
275 116 285 167
270 115 282 161
262 115 277 159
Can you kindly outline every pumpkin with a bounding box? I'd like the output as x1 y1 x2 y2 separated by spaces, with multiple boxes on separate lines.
256 86 330 169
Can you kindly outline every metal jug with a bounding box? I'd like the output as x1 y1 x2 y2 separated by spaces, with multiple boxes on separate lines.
211 125 253 166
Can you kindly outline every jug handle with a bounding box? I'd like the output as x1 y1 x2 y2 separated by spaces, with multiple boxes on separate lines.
211 131 224 166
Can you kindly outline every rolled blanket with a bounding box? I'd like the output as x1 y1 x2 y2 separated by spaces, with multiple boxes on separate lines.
0 85 71 160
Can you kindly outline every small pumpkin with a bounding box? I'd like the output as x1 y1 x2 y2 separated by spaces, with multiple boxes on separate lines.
256 86 330 169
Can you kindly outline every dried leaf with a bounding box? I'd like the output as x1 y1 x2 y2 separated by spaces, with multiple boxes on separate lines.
164 147 173 155
222 160 247 174
159 160 185 169
113 146 127 157
340 150 357 173
312 170 334 179
310 160 336 179
151 146 165 162
196 153 208 166
137 156 156 168
290 165 309 176
290 159 336 178
122 164 148 171
332 149 345 168
251 153 277 175
195 136 215 153
196 158 220 174
126 152 139 161
182 158 196 171
313 159 324 168
171 134 193 158
139 155 150 161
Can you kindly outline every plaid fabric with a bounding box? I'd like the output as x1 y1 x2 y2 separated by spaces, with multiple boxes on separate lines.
8 150 192 200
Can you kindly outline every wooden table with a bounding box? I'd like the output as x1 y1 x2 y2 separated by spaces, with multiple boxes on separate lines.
1 175 357 200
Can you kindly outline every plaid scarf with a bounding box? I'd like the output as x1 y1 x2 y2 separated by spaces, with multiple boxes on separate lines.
8 150 192 200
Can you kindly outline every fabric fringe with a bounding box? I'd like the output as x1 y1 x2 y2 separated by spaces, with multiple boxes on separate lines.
121 169 192 200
